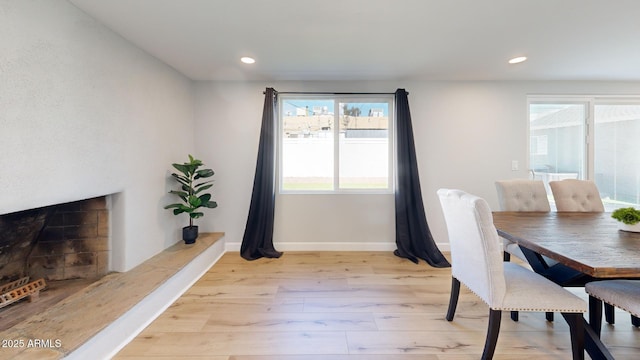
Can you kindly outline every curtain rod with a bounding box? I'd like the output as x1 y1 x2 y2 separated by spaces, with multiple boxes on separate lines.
263 91 403 95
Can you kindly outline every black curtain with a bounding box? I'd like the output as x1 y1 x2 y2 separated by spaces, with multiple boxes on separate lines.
394 89 450 267
240 88 283 260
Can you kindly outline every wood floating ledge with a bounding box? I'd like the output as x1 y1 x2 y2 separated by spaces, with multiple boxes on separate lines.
0 232 225 360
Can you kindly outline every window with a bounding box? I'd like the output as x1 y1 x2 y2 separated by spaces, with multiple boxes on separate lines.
528 97 640 209
594 104 640 207
530 135 548 156
529 102 586 181
279 95 394 193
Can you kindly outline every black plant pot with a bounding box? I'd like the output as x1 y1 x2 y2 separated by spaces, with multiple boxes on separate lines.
182 225 198 244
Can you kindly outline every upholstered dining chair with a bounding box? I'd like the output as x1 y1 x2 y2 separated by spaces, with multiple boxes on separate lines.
549 179 604 212
437 188 586 360
495 179 551 262
495 179 553 322
548 179 633 325
585 280 640 337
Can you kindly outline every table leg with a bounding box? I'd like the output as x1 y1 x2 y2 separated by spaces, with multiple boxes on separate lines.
584 317 614 360
519 246 593 286
514 245 620 358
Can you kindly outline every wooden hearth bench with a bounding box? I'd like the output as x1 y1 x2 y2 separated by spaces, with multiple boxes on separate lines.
0 232 225 360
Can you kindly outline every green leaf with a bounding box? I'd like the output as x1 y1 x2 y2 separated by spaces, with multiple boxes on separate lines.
187 155 203 167
172 163 190 175
203 200 218 208
169 190 189 198
194 184 213 194
194 180 213 187
189 212 204 219
171 173 190 185
170 172 188 180
188 195 202 207
195 169 214 179
188 154 204 165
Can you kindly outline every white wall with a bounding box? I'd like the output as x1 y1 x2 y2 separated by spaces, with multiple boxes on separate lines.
195 81 640 251
0 0 195 271
4 1 640 266
194 82 396 251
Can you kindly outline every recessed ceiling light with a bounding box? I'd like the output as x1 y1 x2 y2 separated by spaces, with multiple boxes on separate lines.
240 57 255 64
508 56 527 64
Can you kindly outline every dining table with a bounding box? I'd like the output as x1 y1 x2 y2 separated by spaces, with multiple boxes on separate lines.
492 211 640 359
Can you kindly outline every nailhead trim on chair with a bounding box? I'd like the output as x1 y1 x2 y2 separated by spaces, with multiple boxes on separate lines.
463 284 586 313
586 280 640 318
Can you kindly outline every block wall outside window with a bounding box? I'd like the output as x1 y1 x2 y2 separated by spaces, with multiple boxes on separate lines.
279 95 394 193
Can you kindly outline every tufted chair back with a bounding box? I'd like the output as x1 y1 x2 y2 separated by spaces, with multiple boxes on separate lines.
495 180 551 212
437 189 506 307
549 179 604 212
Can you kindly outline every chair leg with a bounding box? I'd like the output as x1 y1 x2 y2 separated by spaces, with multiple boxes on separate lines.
632 314 640 327
510 311 519 321
546 312 554 322
446 277 460 321
482 309 502 360
604 303 615 324
561 312 585 360
589 295 603 338
503 251 511 262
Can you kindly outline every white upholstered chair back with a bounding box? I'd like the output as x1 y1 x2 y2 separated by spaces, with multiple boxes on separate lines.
437 188 506 307
495 179 551 212
549 179 604 212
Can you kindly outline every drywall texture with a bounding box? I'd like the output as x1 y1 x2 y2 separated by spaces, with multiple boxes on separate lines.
4 1 640 260
195 80 640 251
1 1 195 271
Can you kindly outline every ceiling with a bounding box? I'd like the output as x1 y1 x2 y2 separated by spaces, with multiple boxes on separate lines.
69 0 640 82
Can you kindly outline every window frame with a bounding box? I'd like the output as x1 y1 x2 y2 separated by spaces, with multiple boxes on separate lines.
527 97 590 180
278 94 395 195
527 95 640 208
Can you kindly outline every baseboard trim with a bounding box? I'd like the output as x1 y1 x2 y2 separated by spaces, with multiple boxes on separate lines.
225 241 450 253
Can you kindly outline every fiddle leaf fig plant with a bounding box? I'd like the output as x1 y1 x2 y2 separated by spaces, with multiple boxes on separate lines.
164 155 217 228
611 207 640 225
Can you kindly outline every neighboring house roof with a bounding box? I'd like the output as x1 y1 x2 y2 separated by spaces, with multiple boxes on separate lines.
531 105 640 130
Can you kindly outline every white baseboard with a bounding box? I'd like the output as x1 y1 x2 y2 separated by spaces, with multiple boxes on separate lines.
65 238 226 360
225 241 450 253
277 242 398 251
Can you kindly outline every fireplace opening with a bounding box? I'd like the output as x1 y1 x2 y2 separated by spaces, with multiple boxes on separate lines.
0 196 110 330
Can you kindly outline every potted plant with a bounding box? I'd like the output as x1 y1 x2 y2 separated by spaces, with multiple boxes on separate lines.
164 155 218 243
611 207 640 233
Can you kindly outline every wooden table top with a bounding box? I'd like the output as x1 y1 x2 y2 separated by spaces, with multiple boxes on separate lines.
492 212 640 278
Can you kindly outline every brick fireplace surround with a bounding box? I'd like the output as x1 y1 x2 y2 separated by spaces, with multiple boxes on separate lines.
0 196 110 285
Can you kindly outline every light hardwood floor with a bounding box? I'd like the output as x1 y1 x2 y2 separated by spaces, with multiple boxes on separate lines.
115 252 639 359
